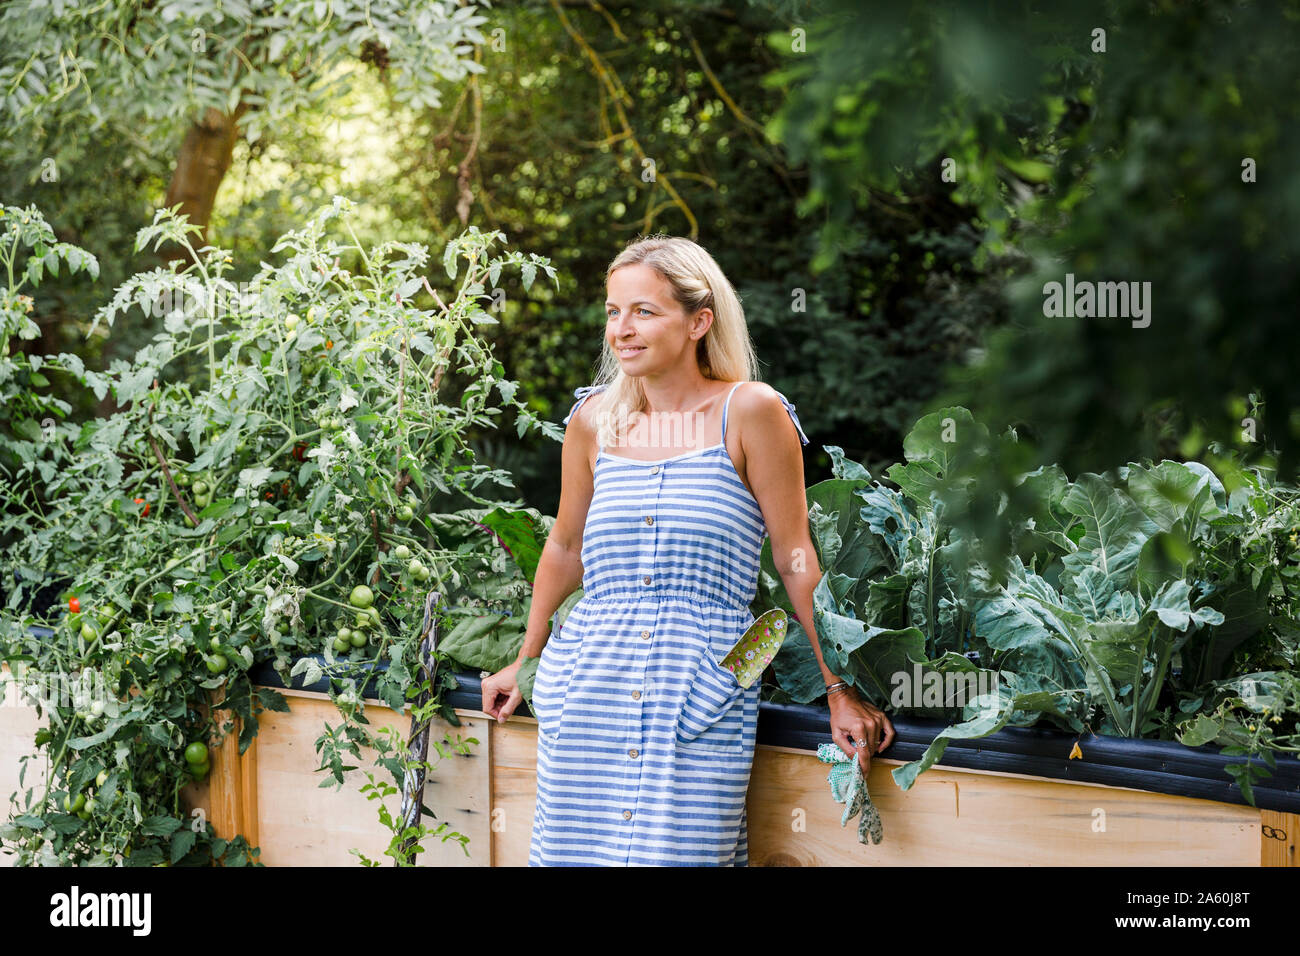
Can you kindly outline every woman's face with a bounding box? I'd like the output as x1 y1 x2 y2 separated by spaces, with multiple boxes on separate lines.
605 263 711 375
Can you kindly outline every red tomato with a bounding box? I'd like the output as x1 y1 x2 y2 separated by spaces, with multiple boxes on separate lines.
133 497 150 516
68 597 81 614
292 443 308 461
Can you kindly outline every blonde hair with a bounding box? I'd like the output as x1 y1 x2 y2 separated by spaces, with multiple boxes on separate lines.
582 234 761 448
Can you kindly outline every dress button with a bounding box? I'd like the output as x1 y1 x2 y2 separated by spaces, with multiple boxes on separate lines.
644 516 654 525
628 748 639 758
623 810 633 820
640 629 651 640
650 465 660 475
643 575 651 585
631 690 641 699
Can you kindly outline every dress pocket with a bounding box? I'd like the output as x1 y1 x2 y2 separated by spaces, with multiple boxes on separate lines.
675 644 746 754
531 621 583 742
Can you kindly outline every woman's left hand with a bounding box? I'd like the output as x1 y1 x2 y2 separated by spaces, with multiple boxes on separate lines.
828 686 895 774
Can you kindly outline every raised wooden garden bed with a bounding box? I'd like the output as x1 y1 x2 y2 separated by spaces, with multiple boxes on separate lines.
3 660 1296 866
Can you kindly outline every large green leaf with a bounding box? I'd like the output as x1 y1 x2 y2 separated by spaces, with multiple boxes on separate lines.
968 555 1074 656
1126 460 1222 533
1060 472 1158 598
1012 463 1076 555
885 406 988 507
892 685 1013 790
772 618 834 704
847 625 928 707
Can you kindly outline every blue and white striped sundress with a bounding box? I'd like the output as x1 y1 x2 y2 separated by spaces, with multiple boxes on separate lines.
528 380 810 866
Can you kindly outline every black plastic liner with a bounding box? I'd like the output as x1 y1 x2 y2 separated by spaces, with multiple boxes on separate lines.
240 656 1300 815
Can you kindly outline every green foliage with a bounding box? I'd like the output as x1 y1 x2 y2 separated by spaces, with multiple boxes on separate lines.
346 723 476 866
0 0 490 145
759 405 1300 801
769 0 1300 507
0 196 556 863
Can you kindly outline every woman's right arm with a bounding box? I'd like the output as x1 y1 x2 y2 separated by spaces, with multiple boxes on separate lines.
517 397 599 660
481 397 598 718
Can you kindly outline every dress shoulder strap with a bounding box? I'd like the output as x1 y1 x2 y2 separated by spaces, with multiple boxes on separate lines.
721 382 810 446
773 389 810 446
561 383 610 427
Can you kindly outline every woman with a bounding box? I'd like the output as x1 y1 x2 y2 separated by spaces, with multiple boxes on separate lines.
481 235 894 866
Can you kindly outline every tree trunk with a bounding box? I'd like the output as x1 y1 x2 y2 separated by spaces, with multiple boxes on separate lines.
93 103 248 417
160 104 248 264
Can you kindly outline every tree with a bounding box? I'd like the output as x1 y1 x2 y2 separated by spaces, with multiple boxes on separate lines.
765 0 1300 563
0 0 491 256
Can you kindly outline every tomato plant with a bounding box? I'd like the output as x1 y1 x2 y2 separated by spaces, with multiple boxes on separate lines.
0 199 552 866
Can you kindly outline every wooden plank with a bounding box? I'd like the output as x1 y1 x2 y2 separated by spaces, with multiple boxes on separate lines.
248 689 491 866
205 688 246 846
0 665 48 867
421 709 491 867
475 720 1262 867
487 715 544 866
1261 810 1299 866
745 747 1259 866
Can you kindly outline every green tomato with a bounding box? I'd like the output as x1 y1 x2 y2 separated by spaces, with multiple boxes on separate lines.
192 480 209 495
393 544 411 560
206 653 228 674
85 796 98 814
193 493 211 509
190 761 210 779
348 584 374 609
80 621 98 641
353 612 369 630
64 792 86 813
415 566 431 582
96 770 109 787
349 630 367 648
337 627 352 642
332 636 349 653
407 558 422 576
285 313 300 331
77 809 91 820
184 742 209 765
175 471 191 487
396 504 414 521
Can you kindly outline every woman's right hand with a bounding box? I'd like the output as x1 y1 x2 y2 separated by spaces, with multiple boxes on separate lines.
481 658 526 723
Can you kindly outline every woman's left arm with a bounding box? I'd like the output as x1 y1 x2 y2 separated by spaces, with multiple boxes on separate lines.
740 385 896 771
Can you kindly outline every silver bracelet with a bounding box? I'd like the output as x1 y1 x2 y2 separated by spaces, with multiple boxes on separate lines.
825 681 849 695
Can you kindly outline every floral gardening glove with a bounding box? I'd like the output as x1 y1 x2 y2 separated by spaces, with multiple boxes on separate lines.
816 741 884 846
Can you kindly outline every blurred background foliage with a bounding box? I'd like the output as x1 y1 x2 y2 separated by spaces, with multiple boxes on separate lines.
1 0 1294 523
